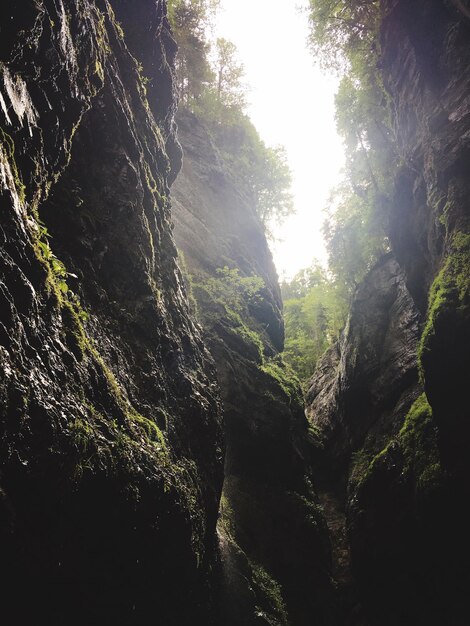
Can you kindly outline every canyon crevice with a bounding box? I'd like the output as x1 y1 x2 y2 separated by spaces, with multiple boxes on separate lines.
0 1 469 625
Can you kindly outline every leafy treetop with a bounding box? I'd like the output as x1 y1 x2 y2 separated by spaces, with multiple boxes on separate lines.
167 0 295 233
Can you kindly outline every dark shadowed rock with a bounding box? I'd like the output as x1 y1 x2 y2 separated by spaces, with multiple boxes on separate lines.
171 109 340 625
306 2 470 624
0 3 223 624
307 254 421 477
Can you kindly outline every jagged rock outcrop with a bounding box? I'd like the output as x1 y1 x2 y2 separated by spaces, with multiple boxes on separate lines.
171 110 339 626
307 253 423 622
381 0 470 474
307 2 470 625
307 253 422 479
0 3 223 624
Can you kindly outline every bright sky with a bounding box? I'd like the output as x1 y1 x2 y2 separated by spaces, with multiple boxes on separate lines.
214 0 344 280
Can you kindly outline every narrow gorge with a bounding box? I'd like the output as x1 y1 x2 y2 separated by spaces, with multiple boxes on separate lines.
0 1 469 626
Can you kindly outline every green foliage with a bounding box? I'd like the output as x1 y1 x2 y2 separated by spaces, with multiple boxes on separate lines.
209 114 295 231
398 394 441 493
192 266 266 360
307 0 380 73
213 37 246 117
281 262 347 384
168 0 219 104
69 403 167 484
260 354 303 406
34 221 70 295
225 309 264 363
308 0 395 299
249 560 289 625
218 492 236 538
201 266 265 314
355 394 442 494
168 1 294 231
349 448 374 485
61 299 88 360
130 412 167 450
418 231 470 379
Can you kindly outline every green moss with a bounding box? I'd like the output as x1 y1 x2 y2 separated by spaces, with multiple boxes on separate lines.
260 355 303 405
70 406 165 485
226 308 264 362
68 410 115 480
350 448 375 485
398 393 442 493
94 59 105 82
0 127 26 205
294 492 326 531
154 407 169 431
95 9 111 54
61 299 88 360
192 266 265 317
107 2 125 40
249 560 289 626
31 219 71 297
218 492 236 538
418 231 470 379
86 344 169 457
358 394 442 494
307 423 324 449
129 411 167 450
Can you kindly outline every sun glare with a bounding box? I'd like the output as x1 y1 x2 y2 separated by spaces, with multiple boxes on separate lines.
214 0 345 280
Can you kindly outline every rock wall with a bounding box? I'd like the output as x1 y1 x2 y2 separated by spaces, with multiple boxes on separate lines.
307 2 470 624
0 2 223 624
171 110 339 626
1 1 468 624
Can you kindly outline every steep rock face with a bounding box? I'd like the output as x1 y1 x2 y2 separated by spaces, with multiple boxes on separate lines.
381 0 470 474
171 110 339 626
307 2 470 624
172 110 284 352
0 2 223 624
307 254 422 622
307 254 421 480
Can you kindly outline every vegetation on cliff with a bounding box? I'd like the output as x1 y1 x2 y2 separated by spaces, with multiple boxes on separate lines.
168 0 294 233
281 264 346 383
282 0 397 384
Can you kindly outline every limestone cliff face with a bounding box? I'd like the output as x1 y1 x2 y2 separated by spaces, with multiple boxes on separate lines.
307 254 422 479
171 110 339 626
0 3 223 624
381 0 470 473
307 2 470 624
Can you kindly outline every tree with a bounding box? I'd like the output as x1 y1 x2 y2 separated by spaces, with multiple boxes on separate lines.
214 38 246 117
308 0 394 305
307 0 379 72
255 146 294 230
167 0 220 103
281 262 347 384
209 114 295 232
168 3 294 235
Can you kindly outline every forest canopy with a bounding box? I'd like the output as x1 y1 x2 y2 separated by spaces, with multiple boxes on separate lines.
168 0 397 388
167 0 294 232
281 0 396 385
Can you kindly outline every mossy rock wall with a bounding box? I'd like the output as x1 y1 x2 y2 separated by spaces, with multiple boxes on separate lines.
171 109 339 625
306 2 470 624
0 2 223 624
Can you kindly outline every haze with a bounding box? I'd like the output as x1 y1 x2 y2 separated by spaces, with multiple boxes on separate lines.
214 0 344 280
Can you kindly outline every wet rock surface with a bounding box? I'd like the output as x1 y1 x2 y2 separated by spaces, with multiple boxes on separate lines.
307 2 470 624
307 254 422 477
172 109 340 625
0 3 222 624
0 1 469 625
